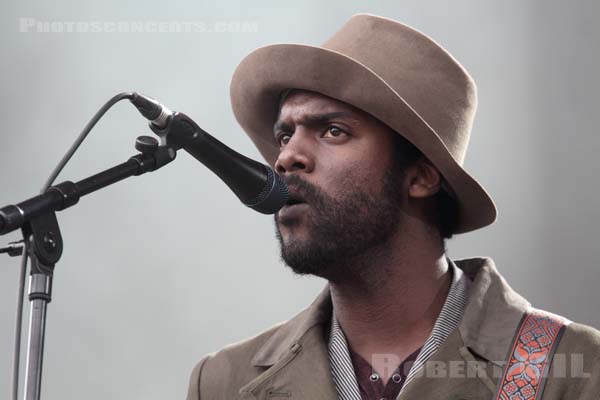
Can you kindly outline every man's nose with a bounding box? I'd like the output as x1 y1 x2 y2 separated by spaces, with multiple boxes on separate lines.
274 131 315 175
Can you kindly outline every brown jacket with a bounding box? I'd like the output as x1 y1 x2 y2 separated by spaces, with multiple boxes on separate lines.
186 257 600 399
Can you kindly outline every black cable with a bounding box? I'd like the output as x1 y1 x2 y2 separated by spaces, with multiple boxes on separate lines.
11 92 135 400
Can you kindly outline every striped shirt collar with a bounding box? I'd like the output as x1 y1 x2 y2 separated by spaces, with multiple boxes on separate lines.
327 258 470 400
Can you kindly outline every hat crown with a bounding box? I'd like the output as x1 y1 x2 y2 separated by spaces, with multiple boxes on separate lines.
323 14 477 165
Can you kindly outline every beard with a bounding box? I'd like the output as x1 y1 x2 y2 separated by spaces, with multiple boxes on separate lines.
274 165 405 283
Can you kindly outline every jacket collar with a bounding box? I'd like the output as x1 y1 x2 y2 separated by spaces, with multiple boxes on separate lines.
455 256 531 366
244 256 530 397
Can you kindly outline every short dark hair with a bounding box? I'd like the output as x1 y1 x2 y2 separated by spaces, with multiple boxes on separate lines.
391 133 458 242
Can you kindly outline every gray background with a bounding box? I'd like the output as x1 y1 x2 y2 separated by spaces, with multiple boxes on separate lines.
0 1 598 399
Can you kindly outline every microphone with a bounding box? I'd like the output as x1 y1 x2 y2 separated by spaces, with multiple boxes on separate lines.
129 93 288 214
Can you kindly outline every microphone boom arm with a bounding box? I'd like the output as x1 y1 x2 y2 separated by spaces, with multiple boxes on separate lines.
0 139 176 236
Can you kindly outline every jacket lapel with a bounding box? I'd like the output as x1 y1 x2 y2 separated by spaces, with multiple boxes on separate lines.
239 286 338 399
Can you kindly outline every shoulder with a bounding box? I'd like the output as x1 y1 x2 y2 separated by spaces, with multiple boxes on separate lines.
557 321 600 364
544 320 600 399
554 320 600 364
185 322 284 400
185 286 332 399
561 321 600 350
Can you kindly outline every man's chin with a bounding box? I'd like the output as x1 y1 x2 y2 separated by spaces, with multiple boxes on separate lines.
276 219 311 243
283 258 340 282
276 223 308 257
278 240 339 279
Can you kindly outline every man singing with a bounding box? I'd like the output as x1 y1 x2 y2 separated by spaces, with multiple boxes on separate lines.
186 14 600 399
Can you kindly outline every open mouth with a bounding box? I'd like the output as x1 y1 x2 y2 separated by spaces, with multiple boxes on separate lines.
285 193 306 207
278 192 309 222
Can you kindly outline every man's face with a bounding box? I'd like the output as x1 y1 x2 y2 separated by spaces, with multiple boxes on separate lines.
273 90 407 283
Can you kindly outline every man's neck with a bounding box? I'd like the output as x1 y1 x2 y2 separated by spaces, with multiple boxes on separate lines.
328 226 451 377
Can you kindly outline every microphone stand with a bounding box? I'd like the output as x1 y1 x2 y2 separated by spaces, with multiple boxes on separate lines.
0 136 176 400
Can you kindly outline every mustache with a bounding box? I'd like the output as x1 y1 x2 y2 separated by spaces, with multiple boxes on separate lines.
283 174 324 205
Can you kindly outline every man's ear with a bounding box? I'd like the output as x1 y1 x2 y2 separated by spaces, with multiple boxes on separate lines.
407 158 442 199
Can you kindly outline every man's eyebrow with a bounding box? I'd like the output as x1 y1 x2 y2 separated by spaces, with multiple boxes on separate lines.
273 111 357 134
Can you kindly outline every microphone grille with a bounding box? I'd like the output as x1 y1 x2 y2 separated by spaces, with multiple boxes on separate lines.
245 167 288 214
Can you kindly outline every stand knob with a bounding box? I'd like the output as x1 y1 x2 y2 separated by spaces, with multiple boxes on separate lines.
135 136 159 154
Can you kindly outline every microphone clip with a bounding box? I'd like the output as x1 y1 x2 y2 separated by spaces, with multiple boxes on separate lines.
132 135 177 172
148 111 208 151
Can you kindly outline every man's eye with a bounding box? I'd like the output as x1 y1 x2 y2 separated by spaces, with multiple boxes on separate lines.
277 133 291 146
324 126 345 137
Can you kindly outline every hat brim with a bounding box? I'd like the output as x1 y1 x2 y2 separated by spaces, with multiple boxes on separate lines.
230 44 497 234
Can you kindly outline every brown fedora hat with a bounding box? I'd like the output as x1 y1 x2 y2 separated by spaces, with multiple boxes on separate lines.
230 13 497 234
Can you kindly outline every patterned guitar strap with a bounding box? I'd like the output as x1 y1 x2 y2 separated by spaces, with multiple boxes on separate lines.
494 308 571 400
